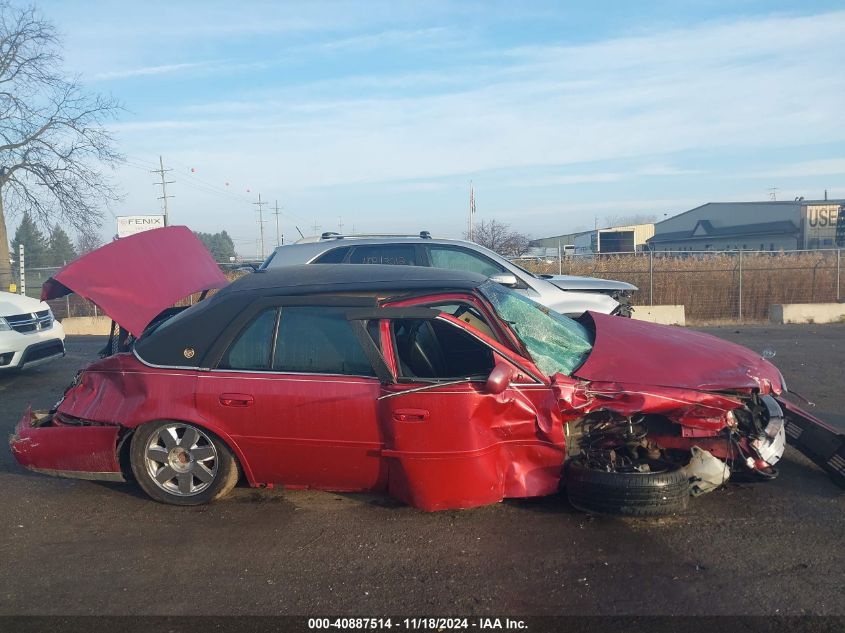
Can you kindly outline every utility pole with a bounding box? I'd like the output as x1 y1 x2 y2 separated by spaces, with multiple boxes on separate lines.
151 155 175 225
253 194 267 259
338 216 344 234
273 200 283 246
311 220 321 236
769 187 778 201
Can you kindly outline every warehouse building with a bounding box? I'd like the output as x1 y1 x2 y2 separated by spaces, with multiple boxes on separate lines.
531 223 654 255
647 199 845 252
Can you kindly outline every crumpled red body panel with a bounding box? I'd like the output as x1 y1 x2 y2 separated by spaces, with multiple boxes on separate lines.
576 311 783 393
58 354 200 426
379 382 565 511
10 408 122 479
554 374 743 430
50 354 257 484
41 226 228 337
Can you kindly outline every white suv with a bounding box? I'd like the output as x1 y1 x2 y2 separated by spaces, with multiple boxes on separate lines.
260 233 636 316
0 291 65 371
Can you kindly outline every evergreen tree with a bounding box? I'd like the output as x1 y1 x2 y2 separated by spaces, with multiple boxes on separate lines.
47 224 78 266
214 230 237 262
195 230 237 262
11 213 49 268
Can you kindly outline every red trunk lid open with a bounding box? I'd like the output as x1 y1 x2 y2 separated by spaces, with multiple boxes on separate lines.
41 226 229 337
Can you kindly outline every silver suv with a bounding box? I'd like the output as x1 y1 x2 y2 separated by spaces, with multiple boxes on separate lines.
260 232 636 316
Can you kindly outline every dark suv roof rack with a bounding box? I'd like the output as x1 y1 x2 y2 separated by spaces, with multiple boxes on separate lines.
320 231 432 240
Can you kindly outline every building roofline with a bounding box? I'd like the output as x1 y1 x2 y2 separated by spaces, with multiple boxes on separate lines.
655 199 845 227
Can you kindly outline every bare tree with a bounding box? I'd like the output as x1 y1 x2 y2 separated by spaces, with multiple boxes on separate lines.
466 219 531 257
0 2 122 289
75 227 103 256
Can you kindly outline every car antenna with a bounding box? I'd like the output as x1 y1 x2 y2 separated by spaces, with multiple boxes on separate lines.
295 226 305 239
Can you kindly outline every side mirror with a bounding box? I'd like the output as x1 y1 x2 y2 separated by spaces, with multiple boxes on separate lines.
486 364 516 395
489 272 519 287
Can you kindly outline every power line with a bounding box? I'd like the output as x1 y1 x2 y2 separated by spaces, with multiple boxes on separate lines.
165 156 304 223
126 155 310 230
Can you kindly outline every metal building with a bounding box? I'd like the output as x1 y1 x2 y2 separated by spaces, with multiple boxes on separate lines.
532 223 654 255
647 200 845 252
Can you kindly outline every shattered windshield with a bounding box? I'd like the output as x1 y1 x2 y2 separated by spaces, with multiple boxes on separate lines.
479 280 593 376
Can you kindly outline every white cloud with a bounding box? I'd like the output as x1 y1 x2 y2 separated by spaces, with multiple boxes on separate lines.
503 164 705 187
750 158 845 179
116 10 844 192
91 62 214 81
310 27 457 52
92 8 845 245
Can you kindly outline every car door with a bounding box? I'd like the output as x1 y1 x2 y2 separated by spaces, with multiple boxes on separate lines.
355 310 565 511
195 299 385 492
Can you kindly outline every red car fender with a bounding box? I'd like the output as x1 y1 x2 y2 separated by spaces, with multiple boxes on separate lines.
128 414 258 487
55 354 259 485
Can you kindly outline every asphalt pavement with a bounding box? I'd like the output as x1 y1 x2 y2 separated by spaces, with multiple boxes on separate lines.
0 326 843 617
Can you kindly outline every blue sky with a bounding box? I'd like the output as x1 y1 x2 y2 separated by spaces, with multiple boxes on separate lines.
35 0 845 256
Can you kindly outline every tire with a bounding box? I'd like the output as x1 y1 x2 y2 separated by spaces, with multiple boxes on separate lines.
130 421 239 505
564 459 689 517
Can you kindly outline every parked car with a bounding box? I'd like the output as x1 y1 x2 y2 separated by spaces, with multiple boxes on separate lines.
260 232 637 317
0 290 65 371
10 227 843 514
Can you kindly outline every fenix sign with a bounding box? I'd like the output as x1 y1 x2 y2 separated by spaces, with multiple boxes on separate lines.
117 215 165 238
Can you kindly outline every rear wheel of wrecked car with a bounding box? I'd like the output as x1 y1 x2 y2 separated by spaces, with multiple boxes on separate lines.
130 421 239 505
564 459 689 517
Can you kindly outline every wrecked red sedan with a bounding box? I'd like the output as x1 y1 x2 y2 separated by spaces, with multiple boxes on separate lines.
9 227 844 514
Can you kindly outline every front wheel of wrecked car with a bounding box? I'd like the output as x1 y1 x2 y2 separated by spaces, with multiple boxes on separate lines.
564 459 689 517
130 421 239 505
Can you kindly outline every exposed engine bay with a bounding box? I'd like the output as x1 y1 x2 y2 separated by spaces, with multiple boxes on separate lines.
563 393 787 511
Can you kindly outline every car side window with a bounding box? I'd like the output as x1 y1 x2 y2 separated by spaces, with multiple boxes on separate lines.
273 307 375 376
418 302 496 340
219 308 278 370
349 245 417 265
391 318 494 380
427 246 504 277
313 247 350 263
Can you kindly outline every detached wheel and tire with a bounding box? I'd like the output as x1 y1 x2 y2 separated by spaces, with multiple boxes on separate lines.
130 421 239 505
565 459 689 517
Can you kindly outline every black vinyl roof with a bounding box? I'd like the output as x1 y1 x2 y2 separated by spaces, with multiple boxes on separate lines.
135 264 489 368
219 264 489 297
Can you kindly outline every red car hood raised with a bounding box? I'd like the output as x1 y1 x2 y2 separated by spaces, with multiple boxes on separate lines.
42 226 229 337
574 311 783 393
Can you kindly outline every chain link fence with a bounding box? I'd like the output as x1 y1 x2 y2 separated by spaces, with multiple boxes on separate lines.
517 249 844 324
7 252 843 325
9 266 99 319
